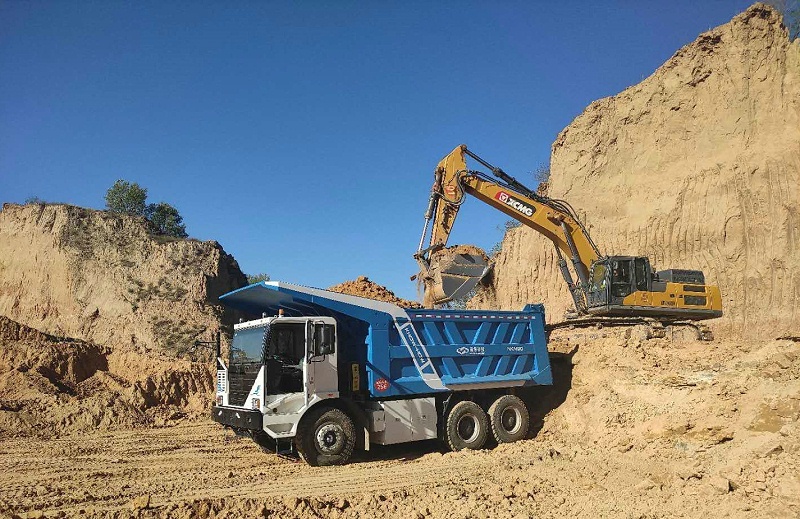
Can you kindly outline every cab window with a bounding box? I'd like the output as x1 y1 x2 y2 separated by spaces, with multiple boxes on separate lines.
611 260 633 298
590 263 607 292
269 323 305 365
634 258 649 292
611 260 630 284
230 326 265 363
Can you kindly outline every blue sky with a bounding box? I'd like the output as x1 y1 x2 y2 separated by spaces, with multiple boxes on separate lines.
1 1 753 301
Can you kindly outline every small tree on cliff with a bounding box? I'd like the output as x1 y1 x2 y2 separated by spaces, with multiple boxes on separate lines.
147 202 188 238
246 273 271 284
104 180 189 238
533 163 551 185
105 180 148 216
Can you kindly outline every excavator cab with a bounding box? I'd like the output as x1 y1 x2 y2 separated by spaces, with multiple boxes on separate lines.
587 256 722 319
587 256 652 310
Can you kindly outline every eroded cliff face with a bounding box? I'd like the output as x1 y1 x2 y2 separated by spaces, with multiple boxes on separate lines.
0 203 246 352
0 203 247 436
472 4 800 337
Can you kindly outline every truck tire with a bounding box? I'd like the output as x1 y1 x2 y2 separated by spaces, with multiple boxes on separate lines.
445 400 489 451
488 394 529 443
295 407 355 466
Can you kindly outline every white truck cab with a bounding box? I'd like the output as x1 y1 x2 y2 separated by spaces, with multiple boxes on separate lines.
215 314 338 439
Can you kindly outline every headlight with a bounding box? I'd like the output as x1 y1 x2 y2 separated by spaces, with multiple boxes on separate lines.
252 398 260 410
216 395 223 405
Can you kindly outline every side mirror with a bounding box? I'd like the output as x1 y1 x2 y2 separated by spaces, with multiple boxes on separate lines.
313 324 335 356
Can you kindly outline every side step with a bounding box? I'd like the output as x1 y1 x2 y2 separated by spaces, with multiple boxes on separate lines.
275 437 299 461
251 431 300 461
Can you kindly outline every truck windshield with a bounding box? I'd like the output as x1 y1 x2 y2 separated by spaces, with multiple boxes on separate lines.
230 326 265 363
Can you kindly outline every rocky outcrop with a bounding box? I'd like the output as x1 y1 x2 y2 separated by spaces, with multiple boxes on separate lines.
472 4 800 338
0 203 246 353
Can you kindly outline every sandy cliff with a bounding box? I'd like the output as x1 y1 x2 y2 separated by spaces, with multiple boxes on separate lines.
0 203 245 352
0 203 247 436
472 4 800 338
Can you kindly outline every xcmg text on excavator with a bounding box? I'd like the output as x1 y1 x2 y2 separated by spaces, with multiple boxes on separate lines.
414 145 723 326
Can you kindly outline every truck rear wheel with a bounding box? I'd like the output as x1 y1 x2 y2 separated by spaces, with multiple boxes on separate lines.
295 407 355 466
489 394 529 443
445 400 489 451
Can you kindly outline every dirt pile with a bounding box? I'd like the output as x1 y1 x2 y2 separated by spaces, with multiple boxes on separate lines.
328 276 422 308
0 203 246 352
436 244 489 260
0 316 214 438
0 203 247 437
2 332 797 517
471 4 800 338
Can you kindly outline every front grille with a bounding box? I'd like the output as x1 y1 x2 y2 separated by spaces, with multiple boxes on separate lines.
228 362 261 406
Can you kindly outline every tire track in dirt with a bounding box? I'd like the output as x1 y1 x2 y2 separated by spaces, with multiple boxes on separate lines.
0 422 496 516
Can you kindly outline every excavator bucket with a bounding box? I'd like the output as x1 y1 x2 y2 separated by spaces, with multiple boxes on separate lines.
418 250 490 306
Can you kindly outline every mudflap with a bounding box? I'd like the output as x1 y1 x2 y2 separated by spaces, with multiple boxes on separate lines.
211 405 263 431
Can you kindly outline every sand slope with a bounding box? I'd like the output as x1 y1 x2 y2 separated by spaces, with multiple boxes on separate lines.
472 4 800 339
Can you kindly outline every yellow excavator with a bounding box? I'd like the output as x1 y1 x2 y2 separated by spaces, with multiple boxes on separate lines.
414 145 723 326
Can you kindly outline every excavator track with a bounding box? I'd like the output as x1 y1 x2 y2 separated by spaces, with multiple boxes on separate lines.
545 316 714 341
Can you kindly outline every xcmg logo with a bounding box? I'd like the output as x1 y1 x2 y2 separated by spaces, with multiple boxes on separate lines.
495 191 534 217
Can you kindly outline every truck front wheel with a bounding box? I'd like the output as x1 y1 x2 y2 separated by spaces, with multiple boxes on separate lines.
488 394 529 443
295 407 356 466
445 400 489 451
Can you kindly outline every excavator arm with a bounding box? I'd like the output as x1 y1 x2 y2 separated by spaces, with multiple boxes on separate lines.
415 145 602 310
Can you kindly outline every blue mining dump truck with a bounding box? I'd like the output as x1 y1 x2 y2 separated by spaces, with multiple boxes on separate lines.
211 281 552 466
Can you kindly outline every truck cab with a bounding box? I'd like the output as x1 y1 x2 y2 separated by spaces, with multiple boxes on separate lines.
215 314 338 438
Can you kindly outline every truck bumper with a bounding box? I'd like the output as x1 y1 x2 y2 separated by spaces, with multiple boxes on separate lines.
211 405 263 431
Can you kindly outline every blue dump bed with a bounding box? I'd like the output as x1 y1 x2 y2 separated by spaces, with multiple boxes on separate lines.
220 282 552 398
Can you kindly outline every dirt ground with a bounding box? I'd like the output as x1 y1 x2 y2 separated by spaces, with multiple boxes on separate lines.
1 331 797 519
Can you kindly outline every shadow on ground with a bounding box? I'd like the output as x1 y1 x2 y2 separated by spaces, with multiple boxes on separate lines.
524 345 576 439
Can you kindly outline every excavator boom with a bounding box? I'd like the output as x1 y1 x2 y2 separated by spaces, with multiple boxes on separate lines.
416 145 600 310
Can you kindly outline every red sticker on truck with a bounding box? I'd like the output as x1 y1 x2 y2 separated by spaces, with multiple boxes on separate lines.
374 378 390 392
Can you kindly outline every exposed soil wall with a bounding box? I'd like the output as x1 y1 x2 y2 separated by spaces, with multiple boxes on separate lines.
0 203 246 352
328 276 422 308
0 203 247 436
471 4 800 339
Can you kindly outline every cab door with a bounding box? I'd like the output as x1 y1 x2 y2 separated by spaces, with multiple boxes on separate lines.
306 320 339 398
609 258 634 305
633 257 651 307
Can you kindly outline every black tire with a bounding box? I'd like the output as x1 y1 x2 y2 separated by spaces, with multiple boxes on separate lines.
444 400 489 451
488 394 529 443
295 407 356 466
